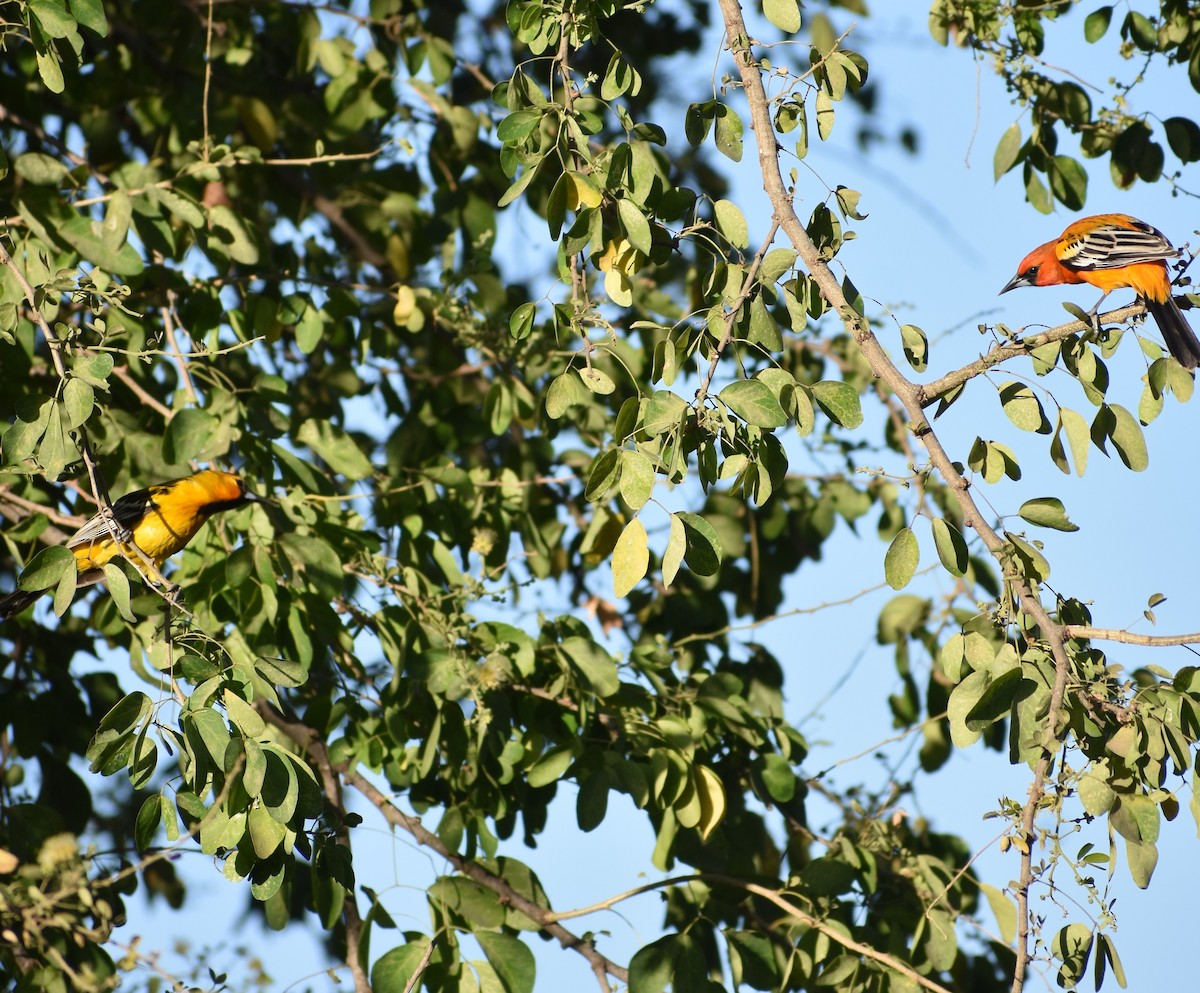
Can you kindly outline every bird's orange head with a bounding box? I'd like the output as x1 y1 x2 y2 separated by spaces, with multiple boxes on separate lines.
1000 239 1083 294
185 469 263 516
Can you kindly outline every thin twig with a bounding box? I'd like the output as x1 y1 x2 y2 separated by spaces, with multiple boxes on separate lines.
402 939 437 993
111 365 173 418
694 219 782 407
162 293 201 406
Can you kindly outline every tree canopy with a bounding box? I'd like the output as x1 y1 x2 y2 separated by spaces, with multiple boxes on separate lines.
2 1 1200 992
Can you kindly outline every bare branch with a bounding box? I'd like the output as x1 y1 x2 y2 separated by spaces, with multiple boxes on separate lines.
1065 626 1200 646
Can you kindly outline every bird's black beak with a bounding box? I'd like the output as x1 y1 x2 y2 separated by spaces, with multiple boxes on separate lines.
240 484 269 505
998 273 1027 296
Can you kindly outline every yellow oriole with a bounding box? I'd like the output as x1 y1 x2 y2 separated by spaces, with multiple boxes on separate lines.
0 469 261 618
1001 213 1200 370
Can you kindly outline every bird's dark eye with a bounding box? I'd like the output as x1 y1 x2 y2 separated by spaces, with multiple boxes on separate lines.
1025 265 1039 279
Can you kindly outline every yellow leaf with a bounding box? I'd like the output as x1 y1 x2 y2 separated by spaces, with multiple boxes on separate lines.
393 285 416 325
695 765 726 840
567 171 603 210
612 517 648 597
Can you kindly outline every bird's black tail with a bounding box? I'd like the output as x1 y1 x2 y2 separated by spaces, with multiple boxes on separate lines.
1145 295 1200 370
0 588 42 620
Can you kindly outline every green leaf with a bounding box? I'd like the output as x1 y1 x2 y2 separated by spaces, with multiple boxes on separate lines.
884 527 918 590
559 637 619 696
296 419 374 480
993 123 1022 180
578 366 616 396
1084 6 1112 43
746 295 782 351
36 49 65 93
1008 533 1051 582
102 562 133 622
163 408 220 465
526 744 575 789
248 803 286 858
812 380 863 428
713 104 744 161
618 450 654 510
509 301 536 339
30 0 78 37
14 153 69 186
612 518 649 597
1052 924 1093 988
1018 497 1079 532
1079 766 1115 816
16 545 75 593
713 198 748 248
207 205 259 265
1050 155 1087 210
899 323 928 372
763 0 801 33
546 371 587 419
372 940 434 993
601 52 641 100
584 449 621 503
815 88 834 140
134 794 162 852
999 381 1049 432
152 187 205 227
965 668 1021 731
642 390 686 437
1164 117 1200 164
1106 403 1148 471
628 936 677 993
693 764 725 841
223 689 266 739
71 351 114 388
833 186 867 221
678 512 722 576
760 753 796 802
497 108 543 143
969 437 1021 483
719 379 786 428
931 517 968 577
62 378 94 429
617 198 652 255
758 248 797 285
1097 934 1126 990
476 932 535 993
947 671 987 748
1059 408 1090 476
979 882 1017 946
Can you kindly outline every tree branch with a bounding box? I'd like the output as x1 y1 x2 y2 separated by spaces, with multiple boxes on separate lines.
712 6 1074 991
258 706 624 993
1065 626 1200 646
916 302 1149 408
255 709 370 992
343 769 623 993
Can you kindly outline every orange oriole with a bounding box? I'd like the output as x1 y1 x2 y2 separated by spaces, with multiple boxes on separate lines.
1000 213 1200 370
0 469 262 618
